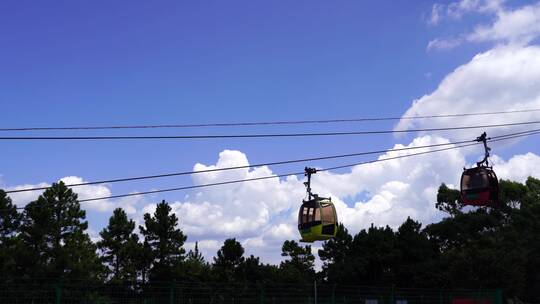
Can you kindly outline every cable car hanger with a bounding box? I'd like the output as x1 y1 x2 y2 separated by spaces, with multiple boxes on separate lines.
304 167 318 201
475 132 491 168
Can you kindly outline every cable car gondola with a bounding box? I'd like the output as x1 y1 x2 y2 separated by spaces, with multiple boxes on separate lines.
298 167 338 242
460 132 499 208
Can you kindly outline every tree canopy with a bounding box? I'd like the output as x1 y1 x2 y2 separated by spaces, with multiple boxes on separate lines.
139 200 187 281
1 176 540 302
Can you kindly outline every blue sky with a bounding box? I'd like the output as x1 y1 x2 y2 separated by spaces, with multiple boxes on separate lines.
2 0 540 263
0 1 481 183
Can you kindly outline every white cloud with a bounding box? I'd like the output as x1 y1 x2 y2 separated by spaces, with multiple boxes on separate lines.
7 182 49 207
4 176 141 213
154 47 540 260
162 150 304 240
426 1 540 49
492 152 540 182
4 146 539 267
87 227 102 244
140 141 465 263
467 2 540 44
6 42 540 264
184 239 222 261
447 0 503 18
137 143 540 265
397 45 540 140
428 3 445 25
427 37 463 51
60 176 112 212
312 136 469 231
428 0 503 25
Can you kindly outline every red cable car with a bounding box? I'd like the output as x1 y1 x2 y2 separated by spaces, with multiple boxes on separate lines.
460 132 500 208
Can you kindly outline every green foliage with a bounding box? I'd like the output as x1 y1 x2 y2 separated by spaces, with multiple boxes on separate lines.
351 225 399 285
524 177 540 203
500 179 529 209
187 242 205 264
0 189 21 280
436 183 463 216
140 200 187 282
2 176 540 302
318 223 353 283
213 238 245 281
423 178 540 298
18 182 102 281
213 238 245 269
0 190 21 240
133 240 153 284
182 242 211 281
280 240 315 283
239 254 262 282
97 208 140 283
395 217 438 287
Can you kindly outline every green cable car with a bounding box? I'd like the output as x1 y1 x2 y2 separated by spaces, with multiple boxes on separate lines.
298 167 338 243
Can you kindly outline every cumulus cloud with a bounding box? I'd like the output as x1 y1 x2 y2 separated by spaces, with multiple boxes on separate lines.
467 2 540 44
6 182 50 208
148 141 464 263
492 152 540 182
139 142 540 265
184 239 222 260
162 150 304 240
312 136 469 231
7 40 540 266
447 0 503 18
427 0 503 25
4 176 141 214
4 145 539 266
426 0 540 50
397 45 540 140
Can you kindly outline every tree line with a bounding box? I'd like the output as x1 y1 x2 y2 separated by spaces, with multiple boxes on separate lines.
1 177 540 302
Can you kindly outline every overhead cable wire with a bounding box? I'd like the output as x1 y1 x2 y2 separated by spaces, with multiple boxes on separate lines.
75 129 540 203
6 127 540 195
7 128 540 210
316 129 540 172
490 127 540 139
4 139 476 194
1 120 540 140
76 142 481 203
8 142 476 210
2 108 540 131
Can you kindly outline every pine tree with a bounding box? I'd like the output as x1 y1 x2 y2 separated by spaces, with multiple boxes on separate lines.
183 242 210 281
133 240 153 284
187 242 205 264
0 190 21 280
239 254 266 283
140 200 187 281
97 208 139 283
19 182 102 280
214 238 244 268
318 223 353 283
351 225 399 285
279 240 315 283
395 217 436 287
213 238 245 282
0 190 20 240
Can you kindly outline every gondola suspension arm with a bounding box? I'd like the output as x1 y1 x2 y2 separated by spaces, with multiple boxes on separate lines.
304 167 317 200
476 132 492 167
